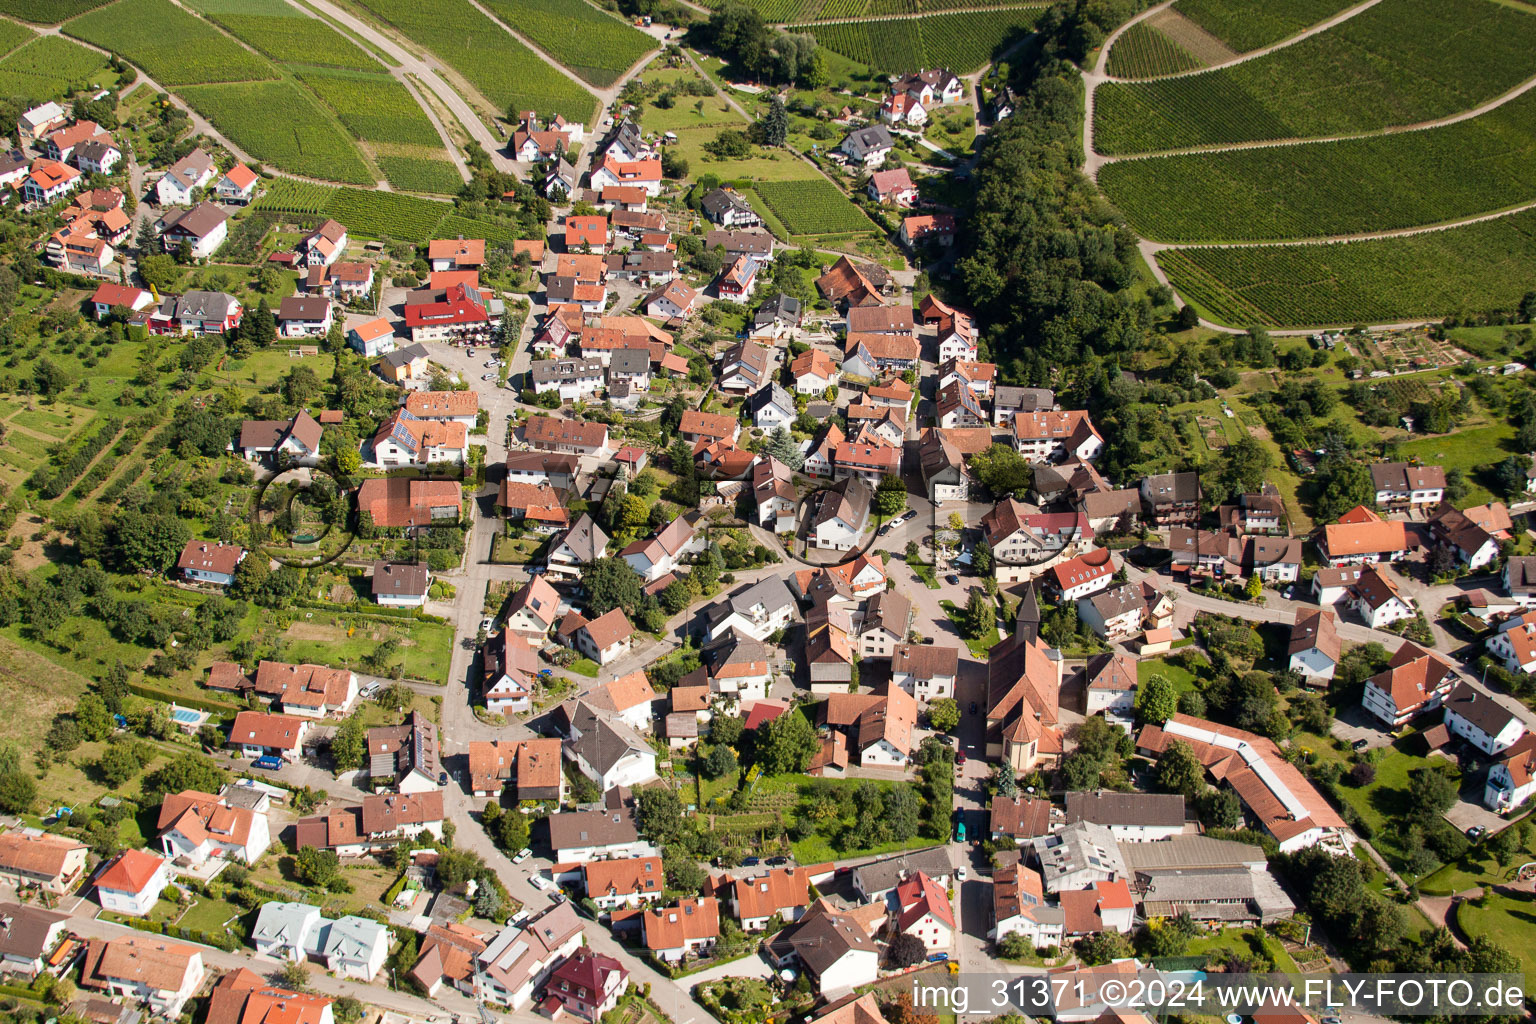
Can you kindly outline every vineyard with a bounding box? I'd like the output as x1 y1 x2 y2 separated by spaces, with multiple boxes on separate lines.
179 81 375 184
480 0 652 89
0 0 111 23
1100 87 1536 243
375 156 464 195
252 180 527 243
64 0 274 86
1156 207 1536 326
0 35 109 101
352 0 596 124
709 0 1039 21
0 19 33 57
1093 0 1536 154
1173 0 1357 52
751 179 873 235
1105 21 1201 78
293 67 445 149
184 0 381 71
800 7 1044 74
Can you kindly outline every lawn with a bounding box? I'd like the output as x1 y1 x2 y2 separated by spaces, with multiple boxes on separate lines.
1395 422 1519 507
569 658 600 677
790 831 937 864
940 599 999 657
179 894 249 934
1455 891 1536 996
1136 656 1200 694
1183 926 1301 973
665 125 825 185
1329 736 1446 873
247 853 400 917
280 617 456 685
1417 808 1536 896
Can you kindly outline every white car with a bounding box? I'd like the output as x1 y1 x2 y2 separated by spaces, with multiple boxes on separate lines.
530 875 553 891
513 847 533 863
479 617 496 634
485 360 499 368
481 373 497 381
955 865 967 881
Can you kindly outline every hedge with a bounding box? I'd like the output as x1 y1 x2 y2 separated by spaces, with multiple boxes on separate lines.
127 682 236 713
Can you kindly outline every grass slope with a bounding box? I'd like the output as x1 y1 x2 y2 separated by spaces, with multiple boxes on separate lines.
351 0 595 123
1172 0 1357 52
1101 86 1536 242
179 80 374 183
1157 205 1536 326
292 66 447 147
0 0 111 23
1094 0 1536 154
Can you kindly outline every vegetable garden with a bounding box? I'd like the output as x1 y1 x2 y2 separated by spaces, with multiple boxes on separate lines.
178 80 375 184
1156 206 1536 327
751 179 874 236
1100 86 1536 243
800 7 1044 73
1105 21 1202 78
1173 0 1357 52
480 0 652 89
1093 0 1536 154
352 0 596 123
64 0 274 85
0 35 109 101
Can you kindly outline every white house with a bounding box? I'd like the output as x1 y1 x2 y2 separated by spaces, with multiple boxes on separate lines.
1488 610 1536 674
215 164 260 204
1082 652 1137 720
890 644 958 702
558 608 634 666
619 514 702 582
372 561 430 608
991 862 1064 948
177 540 245 587
1288 608 1341 683
475 902 584 1009
1349 565 1414 630
157 202 229 259
155 149 217 206
80 937 204 1019
252 902 322 962
564 703 658 791
704 577 797 643
642 898 719 963
1441 684 1525 756
583 856 664 911
1370 462 1445 510
838 125 894 167
750 382 796 430
1485 734 1536 811
1360 643 1454 729
1065 790 1185 842
157 788 272 866
93 849 170 917
1047 548 1116 603
277 296 333 338
811 476 870 551
892 872 953 952
765 901 878 995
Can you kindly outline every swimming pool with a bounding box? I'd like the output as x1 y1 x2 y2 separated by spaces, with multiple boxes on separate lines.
171 708 202 724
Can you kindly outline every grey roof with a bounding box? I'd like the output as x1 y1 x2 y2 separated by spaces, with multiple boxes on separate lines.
1118 835 1267 872
1138 866 1291 907
319 914 388 961
608 349 650 375
861 589 911 637
766 902 876 975
158 201 228 240
568 702 650 777
1441 683 1521 739
532 358 604 385
175 289 239 320
700 629 774 674
813 475 870 531
1031 821 1125 891
1142 471 1199 504
850 846 952 895
1087 582 1144 620
749 381 794 416
163 148 215 189
0 150 25 176
1065 790 1185 828
0 901 67 959
1508 556 1536 592
705 230 773 256
843 125 894 152
372 561 430 598
701 187 754 220
994 386 1054 412
729 575 796 618
547 807 639 850
754 293 801 327
252 901 320 946
608 118 642 155
380 343 430 369
557 513 608 562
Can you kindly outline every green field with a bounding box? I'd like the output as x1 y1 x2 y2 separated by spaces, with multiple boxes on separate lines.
183 0 380 70
1172 0 1357 52
480 0 652 88
352 0 595 123
1100 87 1536 242
1094 0 1536 154
1105 20 1202 77
64 0 274 85
375 155 463 194
255 178 471 240
0 33 109 101
0 0 111 22
751 179 874 235
179 80 374 184
801 7 1043 73
1157 205 1536 327
1455 892 1536 996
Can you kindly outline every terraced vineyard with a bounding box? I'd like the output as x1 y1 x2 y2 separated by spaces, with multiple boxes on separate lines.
752 179 874 235
1157 207 1536 326
1101 86 1536 242
1105 21 1202 78
352 0 595 123
0 35 110 101
1172 0 1357 52
64 0 273 85
179 81 375 184
480 0 653 89
254 179 535 242
1093 0 1536 154
801 7 1044 74
184 0 380 70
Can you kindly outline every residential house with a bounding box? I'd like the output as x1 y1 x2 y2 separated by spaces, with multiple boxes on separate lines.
851 847 953 903
718 342 772 393
1139 472 1200 526
1031 822 1127 894
811 476 871 551
815 255 892 308
505 450 579 491
805 606 855 693
1082 651 1137 719
251 904 389 981
842 333 919 378
215 164 260 204
1349 565 1414 630
157 788 272 865
545 947 627 1022
367 711 441 792
991 861 1064 948
464 737 564 804
584 857 664 911
821 685 917 767
251 660 357 718
235 410 322 467
299 219 347 268
936 380 987 428
1429 504 1501 570
0 902 68 978
1060 879 1136 938
481 633 542 714
1215 486 1285 535
557 608 634 665
21 160 80 205
547 805 649 863
938 358 995 398
701 187 760 227
0 832 87 894
474 902 584 1008
890 644 959 701
157 202 229 259
898 213 955 248
1488 609 1536 675
992 386 1056 427
309 261 374 303
982 500 1092 580
589 156 662 196
867 168 917 206
404 282 492 344
645 280 699 320
1317 506 1412 566
916 429 968 504
229 711 309 760
1441 684 1525 756
752 293 803 341
176 540 244 587
548 514 609 579
989 796 1062 843
705 577 797 643
17 102 67 141
1138 714 1353 852
1079 581 1170 642
1288 608 1341 683
503 575 563 645
832 434 901 487
891 872 954 952
355 477 462 529
753 455 798 534
853 589 910 659
1484 734 1536 811
369 410 467 468
372 561 430 609
1047 547 1116 603
409 924 487 998
1066 790 1185 842
838 125 894 167
89 282 154 321
78 937 203 1018
350 318 398 357
765 900 878 997
804 421 845 478
429 238 486 273
641 898 719 963
750 382 795 430
619 513 702 582
155 149 216 205
523 415 609 456
584 671 660 733
1505 556 1536 607
276 296 332 338
1012 410 1103 463
1370 462 1446 510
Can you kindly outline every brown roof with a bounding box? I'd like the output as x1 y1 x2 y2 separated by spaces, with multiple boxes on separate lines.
372 561 430 598
1366 642 1453 713
890 643 958 680
1322 519 1410 558
230 711 307 752
643 897 719 950
81 936 198 993
177 540 244 576
428 238 486 265
846 305 915 334
523 415 608 449
722 866 812 921
361 791 444 834
548 808 639 850
0 832 84 879
679 409 737 440
990 796 1056 839
585 856 662 899
410 923 486 992
253 661 353 710
1288 608 1340 661
1084 651 1137 692
356 478 462 528
156 790 256 849
581 607 634 651
405 390 479 419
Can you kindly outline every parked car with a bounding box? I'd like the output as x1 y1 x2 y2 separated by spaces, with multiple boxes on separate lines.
252 755 284 771
956 751 967 765
1352 738 1370 751
742 856 761 867
529 874 553 890
927 953 949 963
485 360 500 368
1466 825 1486 839
878 523 894 537
480 617 496 634
955 866 967 881
438 771 449 786
969 701 978 715
766 855 790 866
481 373 497 381
902 509 919 521
513 848 533 863
945 574 960 585
360 682 381 698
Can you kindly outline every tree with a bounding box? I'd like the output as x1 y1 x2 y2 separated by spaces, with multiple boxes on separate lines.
96 742 145 787
295 846 340 887
875 474 907 517
142 752 227 801
498 809 531 853
281 962 310 991
885 784 921 841
973 539 992 576
112 510 191 573
1495 455 1530 497
704 742 738 779
99 661 130 714
580 557 644 617
969 443 1031 498
1155 739 1206 797
330 712 367 771
1076 928 1132 966
665 856 707 895
963 589 993 640
75 692 113 741
636 786 685 841
992 760 1018 798
1135 674 1177 725
761 97 788 146
711 714 744 747
886 933 926 968
1406 765 1458 821
1244 572 1263 599
1198 788 1241 829
0 771 35 813
1487 824 1520 866
758 709 818 774
927 698 959 733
